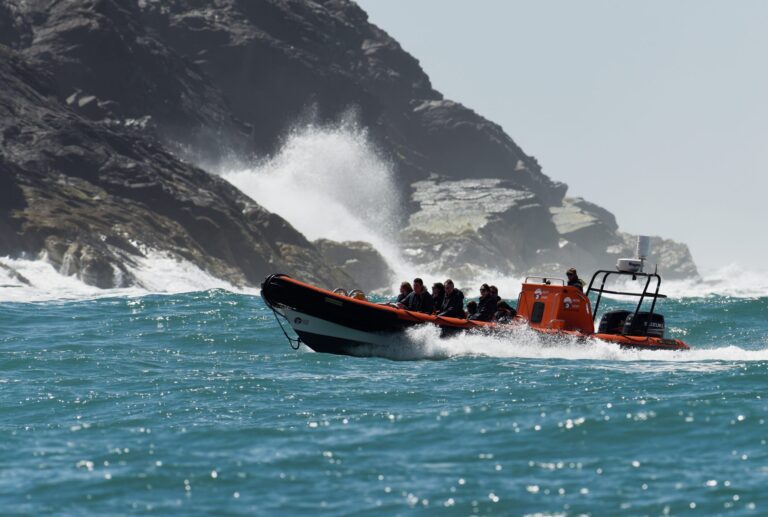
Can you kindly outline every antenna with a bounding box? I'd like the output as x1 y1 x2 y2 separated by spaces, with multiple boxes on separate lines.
636 235 650 273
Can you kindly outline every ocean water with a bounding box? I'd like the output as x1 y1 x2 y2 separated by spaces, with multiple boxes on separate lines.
2 278 768 515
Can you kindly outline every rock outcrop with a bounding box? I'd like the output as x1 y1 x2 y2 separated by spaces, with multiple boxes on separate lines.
314 239 393 293
0 261 30 286
402 182 697 281
400 178 559 282
0 0 698 289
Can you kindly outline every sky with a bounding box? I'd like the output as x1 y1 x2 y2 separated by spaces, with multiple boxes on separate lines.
356 0 768 271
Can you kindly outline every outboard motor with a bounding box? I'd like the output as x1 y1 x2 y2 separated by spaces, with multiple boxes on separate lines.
598 310 631 335
623 312 665 338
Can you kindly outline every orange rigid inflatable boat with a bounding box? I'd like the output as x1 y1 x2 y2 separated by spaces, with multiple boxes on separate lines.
261 267 691 357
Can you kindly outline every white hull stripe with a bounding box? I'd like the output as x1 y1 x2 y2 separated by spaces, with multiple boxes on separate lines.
282 308 397 347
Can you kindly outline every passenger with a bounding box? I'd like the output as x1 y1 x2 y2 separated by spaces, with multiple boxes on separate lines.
469 283 496 321
489 285 501 305
431 282 445 314
566 267 585 293
396 281 413 304
494 300 517 323
439 279 465 318
398 277 434 314
466 300 478 317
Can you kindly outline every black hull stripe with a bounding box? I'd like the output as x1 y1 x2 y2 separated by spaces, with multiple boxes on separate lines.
295 330 395 357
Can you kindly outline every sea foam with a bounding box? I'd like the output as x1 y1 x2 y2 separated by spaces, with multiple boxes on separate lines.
380 324 768 366
0 250 248 303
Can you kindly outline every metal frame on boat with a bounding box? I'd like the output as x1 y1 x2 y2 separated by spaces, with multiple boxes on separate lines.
587 270 666 334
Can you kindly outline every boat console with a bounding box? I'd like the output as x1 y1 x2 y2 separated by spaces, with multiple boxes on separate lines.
516 277 594 333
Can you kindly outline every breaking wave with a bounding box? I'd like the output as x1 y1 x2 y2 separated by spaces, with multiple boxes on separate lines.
0 251 249 303
220 118 410 283
662 264 768 298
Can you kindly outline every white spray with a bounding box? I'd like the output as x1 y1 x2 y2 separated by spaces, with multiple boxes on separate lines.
369 324 768 366
221 118 410 284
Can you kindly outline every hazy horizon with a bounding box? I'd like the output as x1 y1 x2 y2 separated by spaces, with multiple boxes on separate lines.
357 0 768 272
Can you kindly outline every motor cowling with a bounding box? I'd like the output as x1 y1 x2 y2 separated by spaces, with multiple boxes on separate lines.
598 310 631 335
623 312 665 338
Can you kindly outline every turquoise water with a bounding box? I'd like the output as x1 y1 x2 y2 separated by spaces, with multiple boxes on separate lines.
2 290 767 514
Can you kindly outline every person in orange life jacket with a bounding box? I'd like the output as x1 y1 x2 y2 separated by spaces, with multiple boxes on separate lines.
398 277 434 314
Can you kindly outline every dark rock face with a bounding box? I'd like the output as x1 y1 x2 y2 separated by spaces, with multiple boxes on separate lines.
314 239 393 292
1 0 698 288
5 0 566 200
0 47 351 288
409 101 567 207
0 2 29 48
551 198 619 247
0 261 30 286
16 0 249 158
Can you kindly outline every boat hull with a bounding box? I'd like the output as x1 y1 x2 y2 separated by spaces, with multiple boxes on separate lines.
282 308 401 356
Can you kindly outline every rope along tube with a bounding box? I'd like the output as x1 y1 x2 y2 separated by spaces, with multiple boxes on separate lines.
269 305 303 350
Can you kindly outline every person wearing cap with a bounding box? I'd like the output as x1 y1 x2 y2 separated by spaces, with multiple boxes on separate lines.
566 268 585 292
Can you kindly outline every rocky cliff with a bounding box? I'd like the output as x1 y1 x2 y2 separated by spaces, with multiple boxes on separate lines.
0 0 698 290
0 46 351 288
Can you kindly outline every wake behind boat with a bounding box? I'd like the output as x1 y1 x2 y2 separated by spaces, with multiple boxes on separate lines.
261 250 691 357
